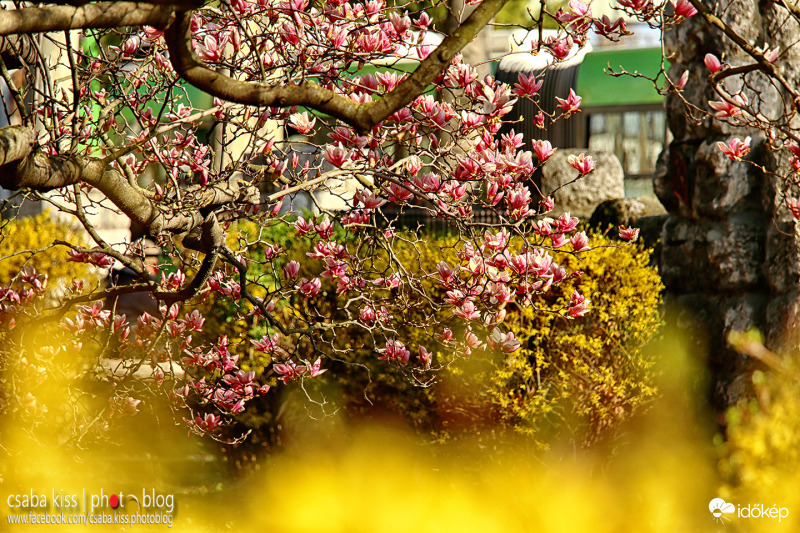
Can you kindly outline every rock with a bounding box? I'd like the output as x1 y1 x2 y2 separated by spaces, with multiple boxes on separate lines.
588 197 666 229
659 213 766 293
693 137 760 217
540 149 624 218
766 291 800 350
667 292 759 410
765 223 800 294
589 199 667 266
636 214 668 252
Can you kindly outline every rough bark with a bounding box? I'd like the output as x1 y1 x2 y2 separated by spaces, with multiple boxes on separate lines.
0 2 195 36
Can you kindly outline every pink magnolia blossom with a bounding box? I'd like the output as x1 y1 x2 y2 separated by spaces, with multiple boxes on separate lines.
113 314 131 340
273 360 307 384
80 300 111 326
568 0 590 16
316 217 335 239
377 71 404 92
762 46 780 63
717 136 751 160
709 95 747 117
532 140 555 163
284 260 300 278
386 182 414 203
675 70 689 90
506 184 533 220
251 333 279 353
143 26 163 40
308 358 327 378
704 53 722 73
297 277 322 297
555 89 582 115
323 143 350 167
487 327 521 353
68 250 114 268
289 112 317 134
415 172 441 193
594 15 628 38
374 273 401 289
162 270 185 290
568 290 589 317
405 155 423 175
550 232 568 248
619 225 640 241
556 212 580 233
354 189 387 209
545 36 574 61
618 0 652 11
418 346 432 368
182 310 205 332
20 266 47 292
567 153 595 175
571 231 589 251
464 330 482 350
294 216 313 235
487 281 514 306
437 261 456 284
194 413 221 432
453 299 481 320
416 12 431 29
119 36 141 56
484 228 510 251
162 303 180 321
379 340 411 364
359 306 377 323
787 198 800 219
671 0 697 17
513 71 543 97
196 34 227 62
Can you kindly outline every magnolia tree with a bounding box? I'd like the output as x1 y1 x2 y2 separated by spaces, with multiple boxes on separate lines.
0 0 766 440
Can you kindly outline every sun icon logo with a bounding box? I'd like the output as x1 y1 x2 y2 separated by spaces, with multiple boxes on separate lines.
709 498 736 524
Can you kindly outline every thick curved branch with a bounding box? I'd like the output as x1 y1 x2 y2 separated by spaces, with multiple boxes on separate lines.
0 0 506 131
0 2 194 36
362 0 508 127
0 126 258 251
164 11 366 128
0 126 34 168
165 0 509 131
157 214 222 303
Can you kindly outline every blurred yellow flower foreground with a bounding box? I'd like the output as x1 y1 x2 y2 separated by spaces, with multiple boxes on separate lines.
1 332 798 532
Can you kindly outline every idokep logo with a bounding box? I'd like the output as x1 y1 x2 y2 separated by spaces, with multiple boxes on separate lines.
709 498 735 524
709 497 790 525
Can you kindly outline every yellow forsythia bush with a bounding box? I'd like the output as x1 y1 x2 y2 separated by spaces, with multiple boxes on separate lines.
0 211 93 285
485 232 662 447
200 223 663 450
716 347 800 519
